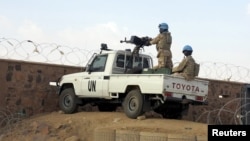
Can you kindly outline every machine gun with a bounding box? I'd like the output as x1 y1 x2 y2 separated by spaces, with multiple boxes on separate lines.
120 35 151 55
120 35 152 73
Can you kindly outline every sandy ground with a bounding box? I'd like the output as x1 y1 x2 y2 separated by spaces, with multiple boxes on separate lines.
0 110 208 141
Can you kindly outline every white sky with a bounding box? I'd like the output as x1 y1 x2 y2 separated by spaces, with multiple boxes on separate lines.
1 0 250 69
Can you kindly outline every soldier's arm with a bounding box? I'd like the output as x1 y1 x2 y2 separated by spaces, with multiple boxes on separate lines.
172 58 188 73
150 34 161 45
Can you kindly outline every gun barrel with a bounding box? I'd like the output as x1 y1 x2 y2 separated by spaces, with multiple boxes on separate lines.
120 35 151 47
120 40 131 44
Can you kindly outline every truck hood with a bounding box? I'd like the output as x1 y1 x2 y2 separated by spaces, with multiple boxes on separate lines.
59 72 88 85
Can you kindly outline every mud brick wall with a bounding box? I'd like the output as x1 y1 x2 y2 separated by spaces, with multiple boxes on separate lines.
0 59 82 117
183 78 247 124
0 58 248 124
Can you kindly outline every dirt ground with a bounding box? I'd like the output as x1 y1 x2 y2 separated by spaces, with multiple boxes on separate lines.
0 109 208 141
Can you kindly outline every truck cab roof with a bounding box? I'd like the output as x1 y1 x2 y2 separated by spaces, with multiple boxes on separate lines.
86 48 154 74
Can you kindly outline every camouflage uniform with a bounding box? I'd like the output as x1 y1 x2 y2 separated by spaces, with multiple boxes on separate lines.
150 31 173 70
172 56 195 80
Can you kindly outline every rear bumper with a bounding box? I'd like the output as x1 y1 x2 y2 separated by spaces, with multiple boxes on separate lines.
165 97 207 105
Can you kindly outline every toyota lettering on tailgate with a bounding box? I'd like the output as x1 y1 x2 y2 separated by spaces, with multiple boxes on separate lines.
172 82 200 92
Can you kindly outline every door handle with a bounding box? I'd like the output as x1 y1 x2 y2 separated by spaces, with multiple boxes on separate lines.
84 77 90 79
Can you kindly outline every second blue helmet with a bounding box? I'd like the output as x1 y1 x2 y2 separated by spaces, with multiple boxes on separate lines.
183 45 193 52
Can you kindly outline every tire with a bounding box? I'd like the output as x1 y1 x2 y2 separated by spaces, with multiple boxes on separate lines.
59 88 78 114
123 89 144 119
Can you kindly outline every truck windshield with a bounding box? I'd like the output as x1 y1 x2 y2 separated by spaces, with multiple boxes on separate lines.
90 55 107 72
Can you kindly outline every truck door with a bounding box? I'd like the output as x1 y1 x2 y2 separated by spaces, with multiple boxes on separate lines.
81 54 108 97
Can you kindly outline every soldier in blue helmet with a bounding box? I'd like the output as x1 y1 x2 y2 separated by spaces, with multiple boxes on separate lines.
172 45 199 80
147 22 173 70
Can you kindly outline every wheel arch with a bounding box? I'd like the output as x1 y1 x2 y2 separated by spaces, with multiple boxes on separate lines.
125 85 141 94
118 85 141 100
59 83 74 95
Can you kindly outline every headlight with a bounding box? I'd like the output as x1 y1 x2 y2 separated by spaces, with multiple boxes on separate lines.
56 76 63 86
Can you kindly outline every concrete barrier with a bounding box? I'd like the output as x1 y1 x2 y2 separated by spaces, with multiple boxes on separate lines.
196 135 207 141
115 129 140 141
168 134 196 141
94 128 115 141
140 131 168 141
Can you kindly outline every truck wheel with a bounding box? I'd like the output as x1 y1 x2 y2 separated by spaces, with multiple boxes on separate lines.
59 88 78 114
123 90 144 119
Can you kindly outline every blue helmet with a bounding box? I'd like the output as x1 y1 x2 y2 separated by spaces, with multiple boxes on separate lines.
183 45 193 52
158 23 168 30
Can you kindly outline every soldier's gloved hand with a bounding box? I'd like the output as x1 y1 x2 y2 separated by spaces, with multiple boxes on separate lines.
144 40 151 46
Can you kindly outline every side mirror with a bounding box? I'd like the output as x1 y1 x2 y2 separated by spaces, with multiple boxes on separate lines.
86 64 92 74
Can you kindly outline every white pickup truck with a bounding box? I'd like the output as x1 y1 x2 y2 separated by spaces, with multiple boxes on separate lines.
51 36 209 119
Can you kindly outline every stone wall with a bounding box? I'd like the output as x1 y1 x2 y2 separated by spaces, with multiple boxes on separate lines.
0 59 249 124
0 59 82 116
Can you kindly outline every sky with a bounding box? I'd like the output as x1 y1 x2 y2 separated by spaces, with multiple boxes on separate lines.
0 0 250 69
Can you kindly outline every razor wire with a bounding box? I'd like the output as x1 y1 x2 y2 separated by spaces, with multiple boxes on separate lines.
1 37 250 83
0 37 98 67
196 98 250 125
0 108 26 136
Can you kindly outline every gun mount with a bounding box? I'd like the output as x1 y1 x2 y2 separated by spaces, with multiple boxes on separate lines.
120 35 151 55
120 35 151 73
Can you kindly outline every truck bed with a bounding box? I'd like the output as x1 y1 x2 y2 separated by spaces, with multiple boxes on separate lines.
164 75 209 103
108 74 209 103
